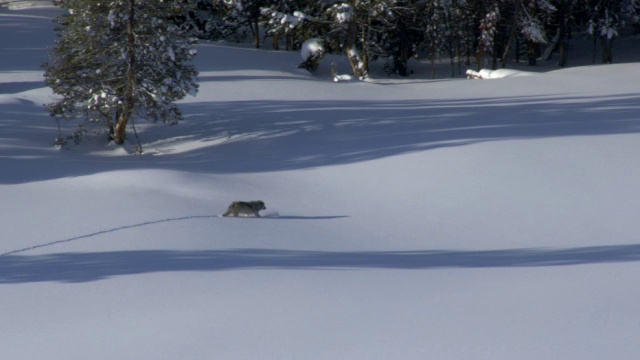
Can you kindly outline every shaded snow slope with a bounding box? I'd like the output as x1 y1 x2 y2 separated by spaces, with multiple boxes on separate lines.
1 5 640 360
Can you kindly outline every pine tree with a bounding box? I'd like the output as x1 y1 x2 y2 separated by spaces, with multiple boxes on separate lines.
43 0 199 145
519 0 556 65
326 2 368 78
261 1 307 50
626 0 640 34
477 1 500 69
445 0 476 70
586 0 623 64
423 0 445 78
222 0 267 48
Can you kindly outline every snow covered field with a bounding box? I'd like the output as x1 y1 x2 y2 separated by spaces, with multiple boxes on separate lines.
2 3 640 360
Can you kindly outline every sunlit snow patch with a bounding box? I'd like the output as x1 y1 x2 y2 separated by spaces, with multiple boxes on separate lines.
466 68 537 79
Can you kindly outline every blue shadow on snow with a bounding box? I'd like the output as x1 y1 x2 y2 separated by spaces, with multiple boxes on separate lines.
1 244 640 283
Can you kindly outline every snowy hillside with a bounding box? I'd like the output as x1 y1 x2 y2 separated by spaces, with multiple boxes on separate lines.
2 3 640 360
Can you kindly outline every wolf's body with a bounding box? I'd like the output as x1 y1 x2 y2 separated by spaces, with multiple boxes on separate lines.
222 200 266 217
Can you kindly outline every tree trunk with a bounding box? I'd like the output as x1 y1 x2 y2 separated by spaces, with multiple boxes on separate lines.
449 39 455 77
592 33 597 64
344 19 366 78
249 4 261 49
558 42 567 67
602 37 613 63
557 0 568 67
528 42 537 65
476 50 484 70
112 0 137 145
431 58 436 79
113 112 130 145
361 15 370 76
253 20 260 49
501 0 521 68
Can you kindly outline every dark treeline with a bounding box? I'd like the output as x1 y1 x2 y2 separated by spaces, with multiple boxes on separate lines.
180 0 640 77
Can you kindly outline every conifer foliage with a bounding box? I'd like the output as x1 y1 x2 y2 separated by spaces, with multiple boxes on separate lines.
44 0 199 145
197 0 640 77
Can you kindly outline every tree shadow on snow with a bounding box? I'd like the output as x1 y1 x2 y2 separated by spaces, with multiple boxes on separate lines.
1 244 640 283
3 93 640 184
151 94 640 175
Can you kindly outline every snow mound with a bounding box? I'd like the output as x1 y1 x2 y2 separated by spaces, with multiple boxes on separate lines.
333 74 353 82
300 38 324 61
466 68 537 79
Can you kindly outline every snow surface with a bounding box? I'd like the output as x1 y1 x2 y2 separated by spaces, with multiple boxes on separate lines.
2 4 640 360
466 68 537 79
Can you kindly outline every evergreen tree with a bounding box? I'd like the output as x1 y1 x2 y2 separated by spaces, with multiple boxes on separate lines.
260 0 307 50
626 0 640 34
586 0 622 63
548 0 573 67
175 0 233 41
477 1 501 69
326 1 368 78
520 0 556 65
44 0 198 145
369 0 424 77
222 0 268 48
423 0 445 78
445 0 476 71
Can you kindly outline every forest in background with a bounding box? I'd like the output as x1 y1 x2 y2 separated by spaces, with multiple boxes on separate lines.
41 0 640 146
177 0 640 77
